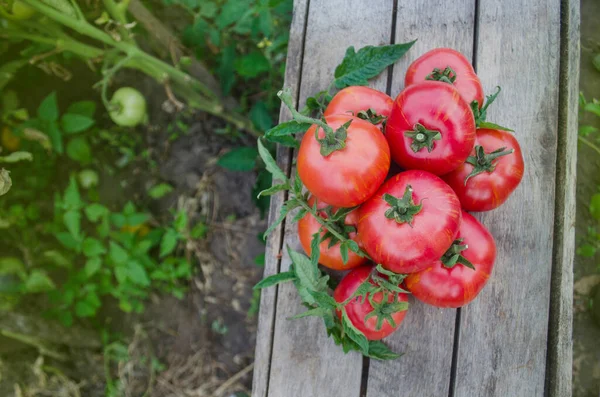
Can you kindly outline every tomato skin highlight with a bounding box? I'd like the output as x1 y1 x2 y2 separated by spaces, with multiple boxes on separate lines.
405 48 484 108
333 265 409 340
298 196 366 271
324 86 393 129
297 115 390 208
405 211 496 308
386 81 476 176
443 128 524 212
357 170 462 274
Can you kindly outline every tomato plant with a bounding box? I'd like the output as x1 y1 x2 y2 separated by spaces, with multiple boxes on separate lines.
333 265 409 340
357 170 461 273
297 114 390 208
108 87 148 128
443 128 524 211
385 81 476 175
324 86 393 128
10 1 36 20
405 210 496 308
298 196 365 270
405 48 483 108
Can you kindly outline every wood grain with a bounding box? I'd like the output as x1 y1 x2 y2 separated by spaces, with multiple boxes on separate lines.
265 1 394 396
365 1 475 396
454 0 562 396
546 0 578 395
251 2 309 396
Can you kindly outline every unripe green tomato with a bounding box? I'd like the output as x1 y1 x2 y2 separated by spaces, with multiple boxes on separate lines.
78 169 99 189
108 87 147 127
11 1 36 20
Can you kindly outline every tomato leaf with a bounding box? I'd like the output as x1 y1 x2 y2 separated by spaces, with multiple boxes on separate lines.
66 136 92 164
250 101 273 132
310 232 321 266
160 228 179 257
85 203 108 222
148 183 174 199
84 257 102 278
257 138 288 184
258 183 288 198
367 341 402 360
218 147 259 171
235 51 270 78
291 207 308 223
82 237 106 257
341 308 369 355
264 120 310 147
262 198 300 239
252 169 272 217
477 121 514 132
61 113 95 134
254 270 295 289
25 270 56 293
46 121 63 154
127 260 150 286
289 307 331 320
333 41 416 88
37 91 59 122
67 101 96 118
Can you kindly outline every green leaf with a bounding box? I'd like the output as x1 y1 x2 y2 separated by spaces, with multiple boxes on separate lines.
258 7 273 36
258 139 288 183
593 53 600 73
25 270 56 293
148 183 174 199
64 176 81 209
57 311 73 327
585 102 600 118
85 204 108 222
66 136 92 164
127 261 150 286
254 271 295 289
109 242 129 265
43 250 70 268
174 210 188 233
0 151 33 163
0 169 11 196
82 238 106 257
160 228 179 257
263 199 300 238
590 193 600 220
84 257 102 277
367 341 402 360
37 91 59 121
250 101 273 132
199 1 217 17
56 232 79 250
219 44 236 95
258 183 288 198
115 266 128 284
579 125 598 137
289 247 320 291
67 100 96 118
0 257 25 278
341 309 369 355
477 121 514 132
217 147 259 171
252 169 272 218
265 121 310 140
290 307 331 320
216 0 250 29
577 244 596 257
334 41 416 88
61 113 95 134
75 300 96 317
46 121 63 154
126 213 150 227
63 210 81 239
310 232 321 266
190 222 208 239
235 51 270 78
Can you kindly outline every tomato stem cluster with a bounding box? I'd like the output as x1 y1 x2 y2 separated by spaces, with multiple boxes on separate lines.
383 185 423 226
404 123 442 153
441 238 475 270
425 66 457 84
464 145 514 184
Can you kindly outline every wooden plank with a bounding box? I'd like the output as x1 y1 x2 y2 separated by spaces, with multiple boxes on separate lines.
365 1 476 396
251 1 309 396
265 1 395 396
453 0 561 396
546 0 578 395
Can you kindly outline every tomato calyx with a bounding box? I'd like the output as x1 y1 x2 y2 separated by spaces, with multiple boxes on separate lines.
441 238 475 270
315 119 352 157
470 86 514 131
425 66 457 84
404 123 441 153
383 185 423 225
356 108 387 126
318 206 357 248
464 145 515 184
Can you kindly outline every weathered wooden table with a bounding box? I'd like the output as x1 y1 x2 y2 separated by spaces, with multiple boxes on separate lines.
252 1 579 396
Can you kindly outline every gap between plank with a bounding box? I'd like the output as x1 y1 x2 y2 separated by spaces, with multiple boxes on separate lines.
448 2 480 396
264 1 311 395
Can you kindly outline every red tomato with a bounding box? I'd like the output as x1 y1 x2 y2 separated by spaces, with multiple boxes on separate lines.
405 48 484 108
357 170 462 273
443 128 524 212
298 196 366 270
333 265 409 340
297 115 390 208
385 81 476 176
405 210 496 308
324 86 393 129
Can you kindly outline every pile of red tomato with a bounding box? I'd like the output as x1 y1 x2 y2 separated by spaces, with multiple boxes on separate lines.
296 48 524 340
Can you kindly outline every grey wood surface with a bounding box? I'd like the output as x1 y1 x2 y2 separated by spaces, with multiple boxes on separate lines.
454 0 563 396
366 1 475 396
252 0 577 396
266 1 394 396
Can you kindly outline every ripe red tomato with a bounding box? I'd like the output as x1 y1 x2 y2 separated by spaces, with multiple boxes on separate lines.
385 81 476 176
357 170 462 273
405 48 484 108
405 210 496 308
443 128 524 211
333 265 409 340
297 115 390 208
298 196 366 270
324 86 393 129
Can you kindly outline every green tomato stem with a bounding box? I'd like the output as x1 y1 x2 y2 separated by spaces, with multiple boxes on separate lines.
102 0 133 43
578 135 600 157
